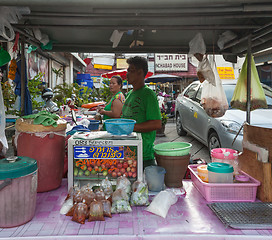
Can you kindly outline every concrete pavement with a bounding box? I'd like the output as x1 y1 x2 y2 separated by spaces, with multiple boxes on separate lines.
155 121 211 163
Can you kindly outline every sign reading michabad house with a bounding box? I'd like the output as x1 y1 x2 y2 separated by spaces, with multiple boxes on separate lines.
155 54 188 72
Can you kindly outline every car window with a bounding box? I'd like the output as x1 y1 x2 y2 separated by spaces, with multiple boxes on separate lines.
266 95 272 108
196 87 202 103
223 85 235 106
184 83 199 100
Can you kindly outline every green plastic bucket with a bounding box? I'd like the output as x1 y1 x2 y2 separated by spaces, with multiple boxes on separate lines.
153 142 192 156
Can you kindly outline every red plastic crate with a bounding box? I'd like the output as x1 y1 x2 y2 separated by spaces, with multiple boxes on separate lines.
188 165 260 202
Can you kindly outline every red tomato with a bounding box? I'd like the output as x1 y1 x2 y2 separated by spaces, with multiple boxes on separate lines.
132 172 137 178
123 162 128 169
120 168 126 174
124 172 128 177
87 166 92 171
117 163 122 169
128 172 133 177
115 168 119 173
112 172 117 178
94 166 99 172
132 161 137 167
105 163 110 169
131 167 136 173
117 172 122 177
126 167 131 172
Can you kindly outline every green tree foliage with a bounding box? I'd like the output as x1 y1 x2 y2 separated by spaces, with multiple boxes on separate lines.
28 72 44 111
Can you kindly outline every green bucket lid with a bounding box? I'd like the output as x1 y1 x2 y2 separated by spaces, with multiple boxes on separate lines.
0 156 37 180
207 162 234 173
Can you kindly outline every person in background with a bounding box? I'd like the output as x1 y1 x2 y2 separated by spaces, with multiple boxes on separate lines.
97 75 125 129
122 56 162 169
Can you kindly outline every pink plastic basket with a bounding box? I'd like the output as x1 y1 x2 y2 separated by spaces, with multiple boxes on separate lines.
188 165 260 202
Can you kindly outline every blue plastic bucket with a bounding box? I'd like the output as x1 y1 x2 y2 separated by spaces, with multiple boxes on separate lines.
88 120 100 131
144 166 166 192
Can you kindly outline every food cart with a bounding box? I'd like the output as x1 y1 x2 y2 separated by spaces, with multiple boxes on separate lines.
67 132 143 190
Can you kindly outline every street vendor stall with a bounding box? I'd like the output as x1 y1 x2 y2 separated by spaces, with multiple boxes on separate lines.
2 1 272 239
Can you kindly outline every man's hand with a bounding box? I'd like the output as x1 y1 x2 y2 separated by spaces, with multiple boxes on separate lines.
134 120 162 133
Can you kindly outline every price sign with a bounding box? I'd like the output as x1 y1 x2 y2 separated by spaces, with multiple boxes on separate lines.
74 146 124 159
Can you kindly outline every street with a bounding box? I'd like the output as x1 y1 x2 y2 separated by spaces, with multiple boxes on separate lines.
155 121 210 163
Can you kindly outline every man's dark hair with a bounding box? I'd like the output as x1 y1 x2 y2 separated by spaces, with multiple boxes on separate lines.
127 56 148 77
112 75 123 88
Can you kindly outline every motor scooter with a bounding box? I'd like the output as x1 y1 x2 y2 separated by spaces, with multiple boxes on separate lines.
41 88 59 113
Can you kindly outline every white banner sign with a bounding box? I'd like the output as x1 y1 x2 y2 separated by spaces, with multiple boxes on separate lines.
155 54 188 71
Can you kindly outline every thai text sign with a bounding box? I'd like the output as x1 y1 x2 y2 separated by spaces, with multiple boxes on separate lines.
217 67 235 79
74 146 124 159
155 54 188 71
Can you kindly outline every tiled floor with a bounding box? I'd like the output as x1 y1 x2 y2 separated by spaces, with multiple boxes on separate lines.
1 179 272 240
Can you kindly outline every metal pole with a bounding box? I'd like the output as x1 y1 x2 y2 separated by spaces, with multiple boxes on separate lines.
246 35 252 124
20 36 26 116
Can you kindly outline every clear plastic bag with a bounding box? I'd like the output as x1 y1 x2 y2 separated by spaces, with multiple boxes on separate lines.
130 181 149 206
73 190 83 204
116 175 131 195
66 203 77 216
111 199 132 214
197 57 215 85
82 189 96 206
112 188 129 202
95 189 106 201
201 60 229 118
145 189 178 218
88 201 105 221
230 54 267 111
101 177 113 199
72 202 88 224
101 199 112 218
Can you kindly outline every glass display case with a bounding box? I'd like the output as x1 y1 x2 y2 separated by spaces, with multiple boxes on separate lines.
67 132 143 190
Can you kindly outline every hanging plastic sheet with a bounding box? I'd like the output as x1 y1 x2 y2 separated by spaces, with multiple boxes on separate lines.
230 54 267 111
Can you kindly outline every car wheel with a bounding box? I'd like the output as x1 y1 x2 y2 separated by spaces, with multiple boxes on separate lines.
176 113 187 136
208 132 221 152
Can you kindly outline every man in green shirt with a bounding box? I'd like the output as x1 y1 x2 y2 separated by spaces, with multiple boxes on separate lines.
122 56 162 169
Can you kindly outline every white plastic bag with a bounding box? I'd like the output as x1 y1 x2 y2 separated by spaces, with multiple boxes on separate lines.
201 60 229 118
60 198 74 215
189 33 206 60
0 83 8 156
145 189 178 218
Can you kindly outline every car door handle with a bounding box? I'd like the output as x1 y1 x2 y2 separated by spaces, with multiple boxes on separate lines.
190 107 194 112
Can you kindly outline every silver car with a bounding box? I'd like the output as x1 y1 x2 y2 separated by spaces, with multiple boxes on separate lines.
175 80 272 152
